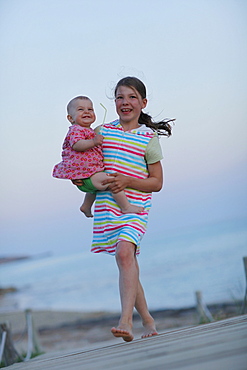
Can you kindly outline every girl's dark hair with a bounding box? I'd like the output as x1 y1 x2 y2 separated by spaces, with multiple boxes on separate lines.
114 76 174 136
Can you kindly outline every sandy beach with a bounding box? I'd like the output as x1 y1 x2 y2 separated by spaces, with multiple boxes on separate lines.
0 301 242 356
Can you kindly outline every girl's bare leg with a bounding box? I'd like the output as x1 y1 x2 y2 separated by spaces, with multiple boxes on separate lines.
111 241 138 342
91 172 144 214
134 261 158 338
80 193 96 217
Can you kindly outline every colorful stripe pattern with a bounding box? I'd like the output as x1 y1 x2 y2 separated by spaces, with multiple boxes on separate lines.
91 120 156 255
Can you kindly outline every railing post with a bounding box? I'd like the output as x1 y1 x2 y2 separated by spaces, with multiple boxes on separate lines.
242 256 247 314
0 323 20 366
24 309 43 361
0 330 7 364
195 291 214 324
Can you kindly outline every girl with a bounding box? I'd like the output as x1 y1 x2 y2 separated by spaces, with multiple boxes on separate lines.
73 77 173 341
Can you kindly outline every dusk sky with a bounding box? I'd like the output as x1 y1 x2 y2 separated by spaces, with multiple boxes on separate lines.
0 0 246 257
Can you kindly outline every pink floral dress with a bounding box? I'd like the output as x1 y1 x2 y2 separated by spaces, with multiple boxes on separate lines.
53 125 104 180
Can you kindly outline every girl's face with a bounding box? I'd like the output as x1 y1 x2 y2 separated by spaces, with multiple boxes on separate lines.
67 99 96 128
115 85 147 127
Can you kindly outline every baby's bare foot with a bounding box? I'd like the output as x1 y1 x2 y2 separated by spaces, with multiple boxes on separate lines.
121 205 144 214
111 325 134 342
80 205 93 218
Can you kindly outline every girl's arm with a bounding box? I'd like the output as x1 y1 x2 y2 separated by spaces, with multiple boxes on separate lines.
72 134 103 152
103 161 163 193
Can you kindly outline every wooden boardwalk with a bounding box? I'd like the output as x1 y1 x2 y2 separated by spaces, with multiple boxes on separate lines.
8 314 247 370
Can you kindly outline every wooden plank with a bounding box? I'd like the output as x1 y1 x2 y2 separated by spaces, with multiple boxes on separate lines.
7 315 247 370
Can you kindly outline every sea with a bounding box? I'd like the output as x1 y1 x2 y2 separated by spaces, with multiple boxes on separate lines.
1 218 246 313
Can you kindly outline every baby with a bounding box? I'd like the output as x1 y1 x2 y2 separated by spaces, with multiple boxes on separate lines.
52 96 144 217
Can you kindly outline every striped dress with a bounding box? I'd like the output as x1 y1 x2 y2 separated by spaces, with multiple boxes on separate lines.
91 120 158 256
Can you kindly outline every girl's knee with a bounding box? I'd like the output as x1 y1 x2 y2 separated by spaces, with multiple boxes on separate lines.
115 242 136 266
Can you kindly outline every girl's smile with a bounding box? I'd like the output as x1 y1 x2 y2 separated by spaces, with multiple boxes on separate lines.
115 86 147 129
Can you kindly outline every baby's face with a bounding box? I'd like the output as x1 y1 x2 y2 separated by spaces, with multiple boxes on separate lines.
68 99 96 128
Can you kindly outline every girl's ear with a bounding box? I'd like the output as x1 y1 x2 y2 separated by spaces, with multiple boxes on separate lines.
67 114 74 123
142 98 148 109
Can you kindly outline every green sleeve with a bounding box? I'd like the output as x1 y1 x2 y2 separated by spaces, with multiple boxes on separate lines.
145 136 163 164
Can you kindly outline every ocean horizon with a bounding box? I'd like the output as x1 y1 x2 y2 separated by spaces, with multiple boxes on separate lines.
1 217 246 313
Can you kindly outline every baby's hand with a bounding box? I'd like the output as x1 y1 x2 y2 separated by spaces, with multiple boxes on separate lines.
93 134 104 146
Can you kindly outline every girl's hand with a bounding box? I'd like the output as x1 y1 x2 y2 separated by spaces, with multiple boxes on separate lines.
93 134 104 146
103 162 163 193
71 179 83 186
103 173 129 193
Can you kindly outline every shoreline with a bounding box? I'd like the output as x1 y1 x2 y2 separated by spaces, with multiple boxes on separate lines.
0 301 243 354
0 252 52 266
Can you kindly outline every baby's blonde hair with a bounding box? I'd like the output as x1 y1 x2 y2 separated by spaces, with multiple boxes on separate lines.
67 96 91 115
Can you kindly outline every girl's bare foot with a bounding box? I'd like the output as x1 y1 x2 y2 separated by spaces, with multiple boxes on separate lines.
111 324 134 342
121 205 144 214
141 319 158 338
80 205 93 218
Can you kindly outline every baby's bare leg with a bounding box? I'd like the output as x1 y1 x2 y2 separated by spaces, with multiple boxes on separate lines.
112 192 144 214
91 172 144 214
80 193 96 218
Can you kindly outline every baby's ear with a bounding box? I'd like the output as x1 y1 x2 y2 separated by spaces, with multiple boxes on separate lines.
67 114 74 123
